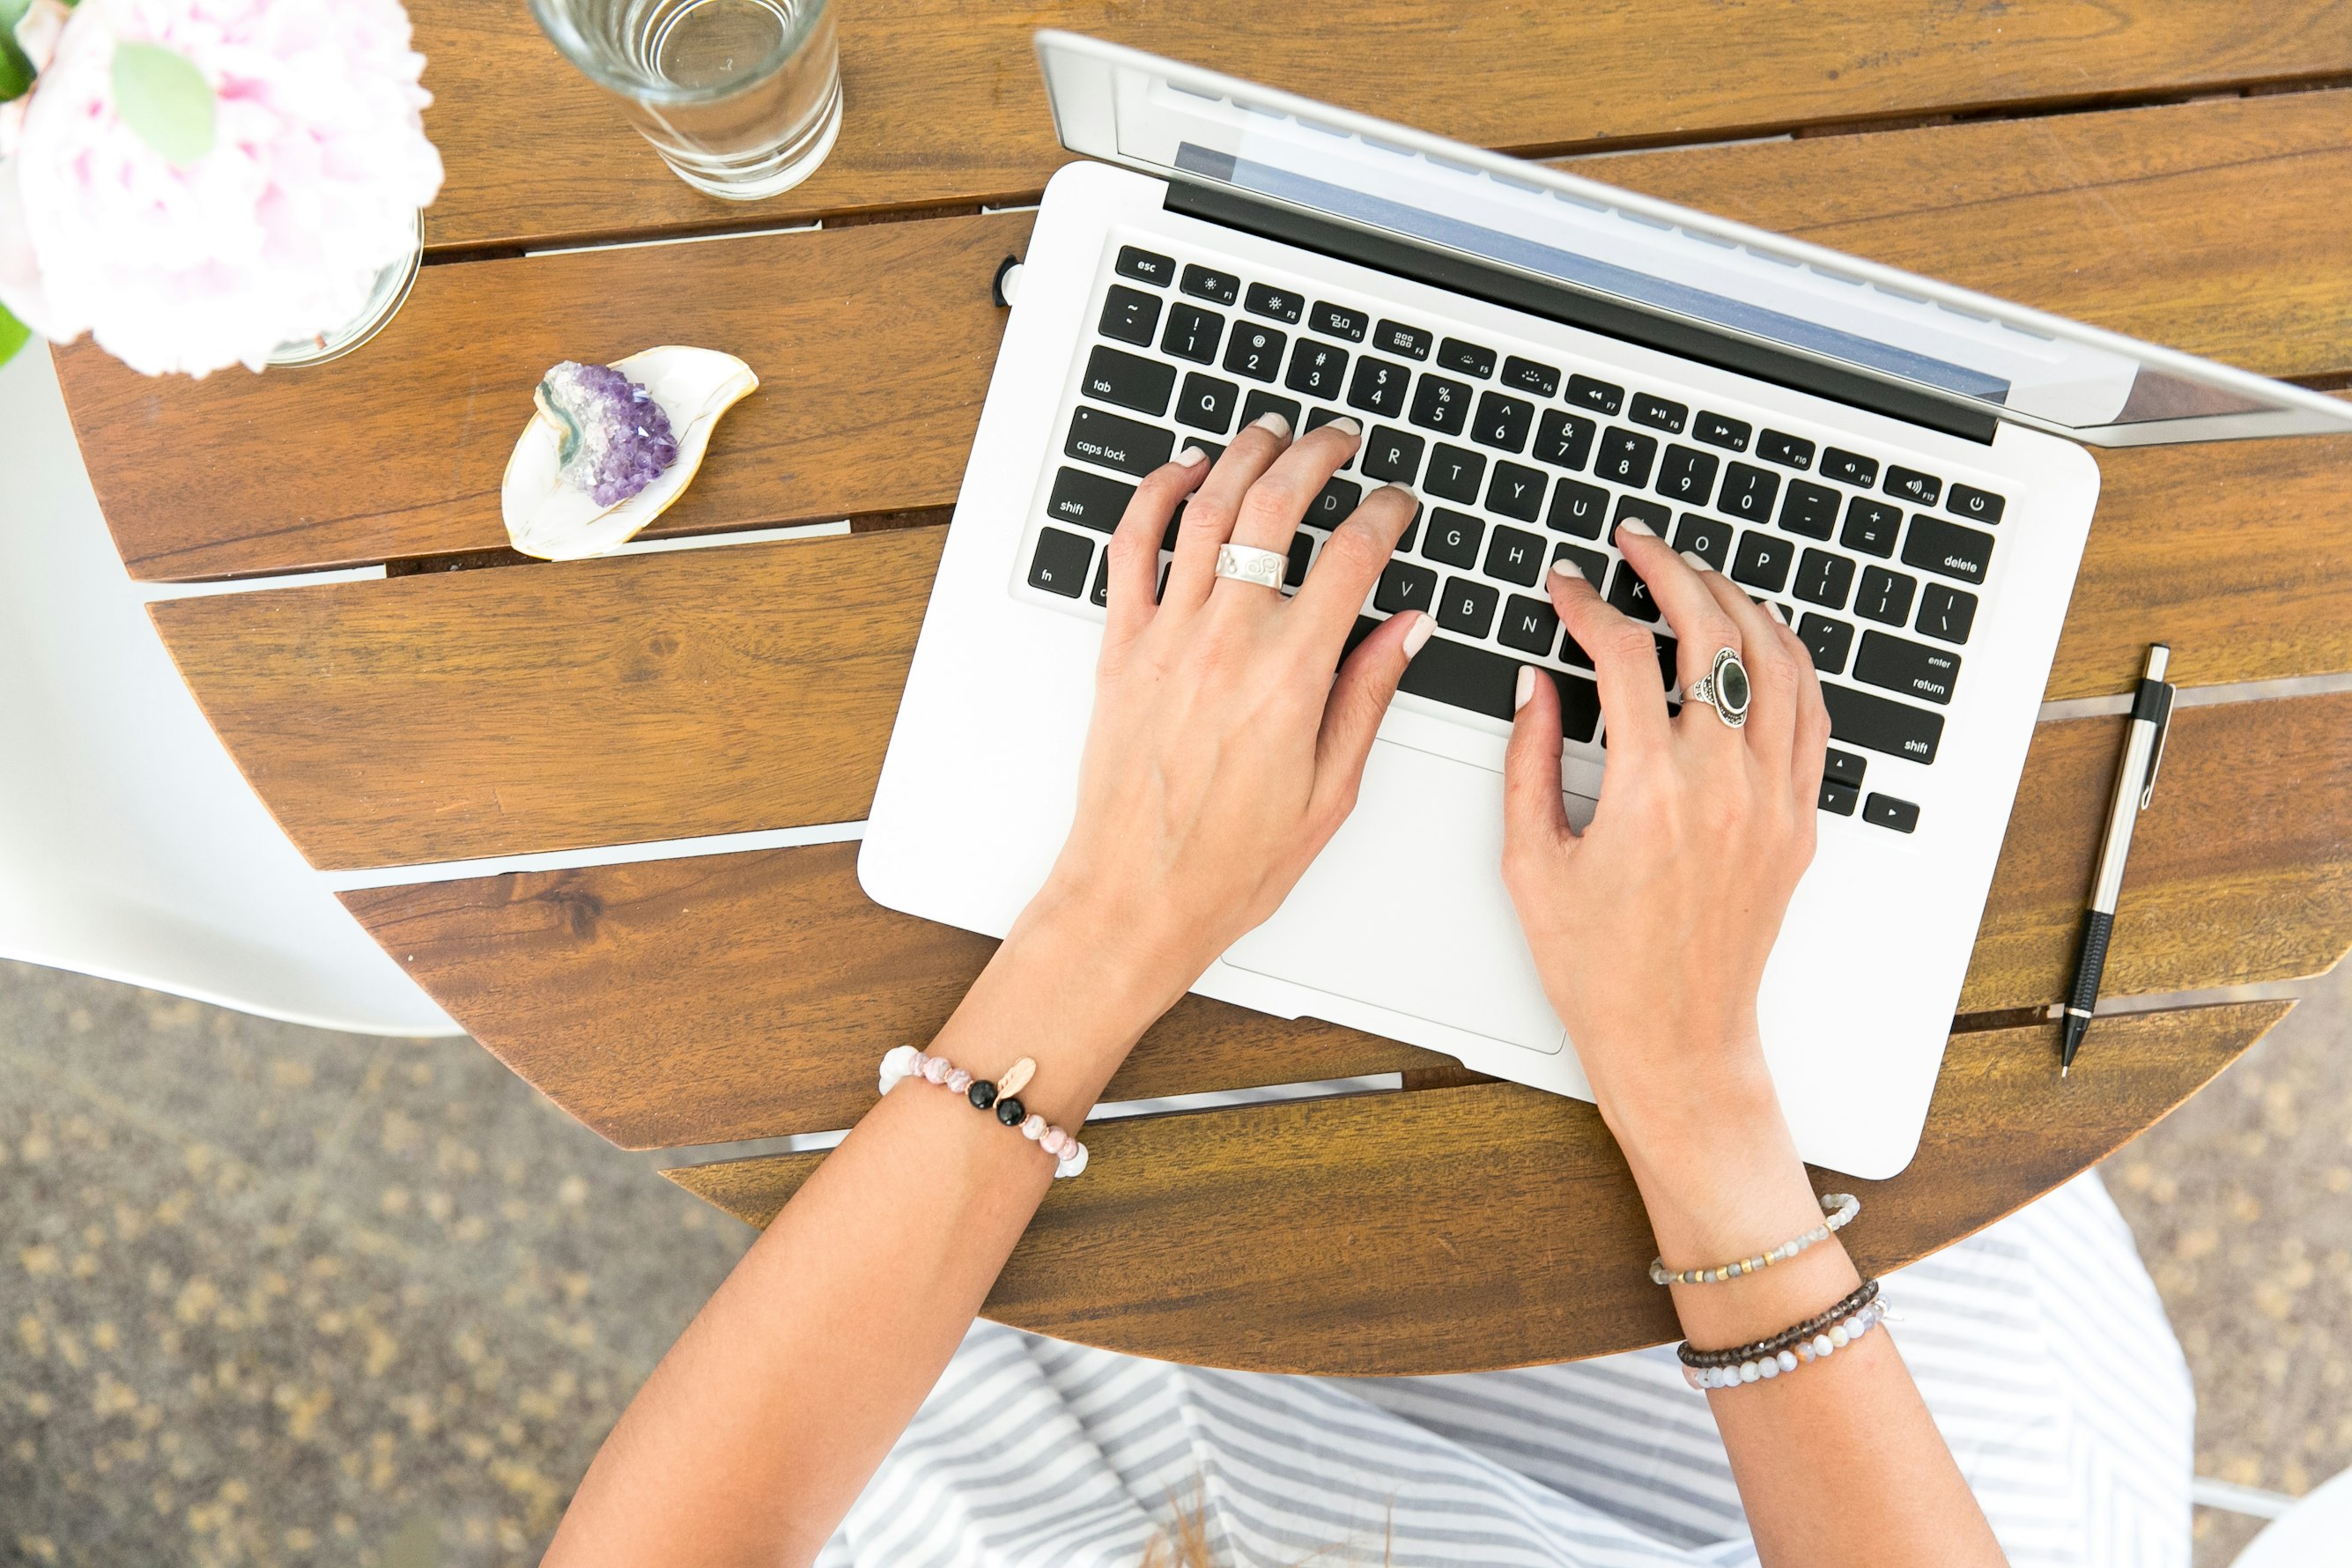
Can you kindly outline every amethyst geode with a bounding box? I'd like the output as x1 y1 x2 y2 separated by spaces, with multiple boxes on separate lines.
534 361 682 507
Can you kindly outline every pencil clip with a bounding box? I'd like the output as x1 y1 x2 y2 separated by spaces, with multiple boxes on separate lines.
2139 684 2176 811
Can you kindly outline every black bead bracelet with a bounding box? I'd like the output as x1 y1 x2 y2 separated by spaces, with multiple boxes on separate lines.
1677 1279 1882 1370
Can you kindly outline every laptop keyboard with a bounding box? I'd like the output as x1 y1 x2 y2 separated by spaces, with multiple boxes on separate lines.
1026 241 2008 834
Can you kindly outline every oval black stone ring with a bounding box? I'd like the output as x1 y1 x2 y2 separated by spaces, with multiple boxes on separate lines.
1685 647 1751 729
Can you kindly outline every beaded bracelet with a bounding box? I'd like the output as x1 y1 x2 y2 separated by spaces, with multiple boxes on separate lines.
1678 1279 1881 1372
1650 1193 1860 1286
1683 1294 1888 1390
878 1046 1090 1178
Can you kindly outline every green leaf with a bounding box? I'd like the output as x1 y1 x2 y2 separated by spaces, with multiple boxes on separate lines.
0 300 29 370
0 39 31 103
111 40 213 166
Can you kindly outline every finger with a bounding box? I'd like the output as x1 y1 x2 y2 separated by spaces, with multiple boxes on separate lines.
1502 660 1574 859
1221 415 1363 563
1103 447 1209 647
1163 412 1292 612
1308 609 1431 823
1549 561 1671 758
1783 619 1832 817
1288 484 1417 652
1610 519 1745 705
1693 567 1801 765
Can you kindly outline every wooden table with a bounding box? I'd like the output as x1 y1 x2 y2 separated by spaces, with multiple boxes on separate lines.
55 3 2352 1375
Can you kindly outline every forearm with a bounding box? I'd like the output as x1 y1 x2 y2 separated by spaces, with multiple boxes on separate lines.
544 893 1173 1568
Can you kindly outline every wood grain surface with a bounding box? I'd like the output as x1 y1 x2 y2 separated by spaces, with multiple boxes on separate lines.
409 0 2352 253
64 90 2352 581
661 1002 2289 1374
338 694 2352 1150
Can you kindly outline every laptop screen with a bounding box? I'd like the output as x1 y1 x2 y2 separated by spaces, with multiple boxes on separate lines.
1036 33 2352 447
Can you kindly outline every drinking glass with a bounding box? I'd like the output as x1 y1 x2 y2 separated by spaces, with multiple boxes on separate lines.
529 0 843 201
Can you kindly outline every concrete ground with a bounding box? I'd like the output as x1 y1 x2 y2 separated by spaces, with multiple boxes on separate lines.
3 955 2344 1566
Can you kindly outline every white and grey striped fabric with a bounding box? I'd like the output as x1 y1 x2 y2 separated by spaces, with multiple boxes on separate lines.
818 1172 2190 1567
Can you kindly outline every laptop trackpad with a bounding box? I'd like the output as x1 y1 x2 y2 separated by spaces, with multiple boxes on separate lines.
1224 738 1579 1054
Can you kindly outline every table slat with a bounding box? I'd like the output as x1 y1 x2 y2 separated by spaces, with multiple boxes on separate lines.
339 694 2352 1150
410 0 2352 253
662 1002 2287 1375
66 90 2352 581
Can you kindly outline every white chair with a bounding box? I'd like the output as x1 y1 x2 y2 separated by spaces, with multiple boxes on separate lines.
0 343 458 1036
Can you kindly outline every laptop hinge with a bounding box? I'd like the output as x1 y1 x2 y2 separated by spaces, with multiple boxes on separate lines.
1162 179 1999 446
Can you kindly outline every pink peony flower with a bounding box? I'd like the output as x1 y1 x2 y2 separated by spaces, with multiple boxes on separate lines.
0 0 444 377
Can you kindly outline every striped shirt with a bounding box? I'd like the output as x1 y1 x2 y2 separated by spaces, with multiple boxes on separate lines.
821 1172 2190 1566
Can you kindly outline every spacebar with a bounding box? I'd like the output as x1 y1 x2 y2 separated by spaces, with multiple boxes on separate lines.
1383 622 1520 721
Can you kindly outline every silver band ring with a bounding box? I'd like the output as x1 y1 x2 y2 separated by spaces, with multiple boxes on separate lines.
1214 541 1288 591
1686 647 1751 729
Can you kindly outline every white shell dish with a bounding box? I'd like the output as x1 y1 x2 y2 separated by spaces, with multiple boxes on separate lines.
501 346 758 561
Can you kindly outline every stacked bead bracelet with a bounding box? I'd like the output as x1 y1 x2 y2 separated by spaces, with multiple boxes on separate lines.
1650 1193 1860 1286
1678 1280 1885 1391
878 1046 1090 1178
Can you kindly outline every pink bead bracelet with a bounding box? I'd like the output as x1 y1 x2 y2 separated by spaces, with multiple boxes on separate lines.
878 1046 1089 1178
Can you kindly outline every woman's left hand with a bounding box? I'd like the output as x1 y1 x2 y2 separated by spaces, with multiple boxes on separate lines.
1032 413 1430 1006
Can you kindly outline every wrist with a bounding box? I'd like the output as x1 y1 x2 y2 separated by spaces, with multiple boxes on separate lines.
1019 869 1206 1016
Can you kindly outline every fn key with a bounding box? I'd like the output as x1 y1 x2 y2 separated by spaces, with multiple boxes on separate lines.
1028 528 1093 598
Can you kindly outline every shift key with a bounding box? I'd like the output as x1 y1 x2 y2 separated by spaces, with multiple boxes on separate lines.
1823 683 1944 765
1066 405 1174 477
1853 630 1962 705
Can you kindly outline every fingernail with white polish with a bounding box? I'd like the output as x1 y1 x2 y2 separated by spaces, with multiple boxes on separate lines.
1679 549 1712 573
1325 416 1362 438
1513 665 1536 712
1175 446 1209 468
1253 410 1293 438
1617 517 1656 539
1550 558 1582 578
1402 611 1435 658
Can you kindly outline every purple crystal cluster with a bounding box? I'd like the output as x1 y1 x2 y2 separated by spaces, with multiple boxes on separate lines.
536 361 681 507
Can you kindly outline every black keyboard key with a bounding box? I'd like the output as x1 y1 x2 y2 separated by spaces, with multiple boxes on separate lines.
1596 427 1658 488
1502 356 1561 397
1438 576 1500 638
1757 430 1815 470
1547 669 1603 741
1854 566 1917 626
1115 246 1174 286
1485 461 1548 523
1655 445 1719 506
1793 547 1854 609
1347 355 1411 418
1180 263 1239 305
1084 344 1176 417
1099 285 1162 346
1498 594 1560 656
1388 621 1536 722
1423 508 1484 567
1483 524 1546 586
1363 426 1424 484
1818 778 1859 817
1821 447 1876 488
1824 749 1867 787
1374 559 1439 616
1824 684 1944 765
1310 301 1368 342
1916 581 1978 645
1779 479 1840 540
1854 629 1961 706
1374 320 1433 360
1305 477 1362 530
1902 514 1994 585
1694 411 1750 452
1223 322 1286 382
1028 527 1092 597
1305 406 1356 442
1425 444 1487 504
1409 374 1472 435
1175 372 1239 433
1884 465 1942 507
1673 513 1734 572
1284 339 1349 399
1551 542 1608 589
1863 793 1920 832
1239 390 1302 433
1948 483 2006 524
1285 531 1314 588
1162 302 1223 363
1730 530 1794 594
1613 496 1671 541
1718 462 1779 522
1566 374 1623 416
1047 465 1135 534
1066 405 1174 477
1438 337 1497 377
1532 410 1596 471
1244 282 1304 323
1630 393 1688 433
1090 552 1110 608
1841 497 1902 558
1606 558 1659 622
1547 478 1609 538
1798 612 1854 675
1472 391 1535 453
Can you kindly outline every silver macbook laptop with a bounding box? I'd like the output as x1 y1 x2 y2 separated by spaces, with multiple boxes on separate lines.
860 33 2352 1179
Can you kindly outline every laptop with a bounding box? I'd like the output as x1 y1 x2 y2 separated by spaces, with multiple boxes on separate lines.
860 33 2352 1179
